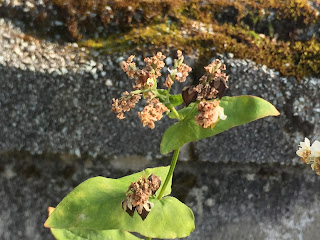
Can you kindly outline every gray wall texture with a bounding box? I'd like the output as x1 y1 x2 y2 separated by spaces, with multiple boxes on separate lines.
0 17 320 240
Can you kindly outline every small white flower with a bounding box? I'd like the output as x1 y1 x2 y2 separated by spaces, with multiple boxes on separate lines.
296 137 311 158
217 106 227 120
168 68 182 78
310 140 320 157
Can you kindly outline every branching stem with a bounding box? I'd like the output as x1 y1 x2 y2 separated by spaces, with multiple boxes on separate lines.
168 104 181 121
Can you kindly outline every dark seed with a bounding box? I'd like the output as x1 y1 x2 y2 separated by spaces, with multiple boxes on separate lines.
182 86 198 106
125 206 135 217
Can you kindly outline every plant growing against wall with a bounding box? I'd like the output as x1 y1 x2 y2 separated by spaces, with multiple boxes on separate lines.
44 51 280 239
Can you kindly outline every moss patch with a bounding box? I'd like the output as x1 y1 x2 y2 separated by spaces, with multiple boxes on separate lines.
3 0 319 80
74 0 320 81
80 18 320 81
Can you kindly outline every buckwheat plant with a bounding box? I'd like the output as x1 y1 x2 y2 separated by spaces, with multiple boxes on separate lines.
45 51 280 240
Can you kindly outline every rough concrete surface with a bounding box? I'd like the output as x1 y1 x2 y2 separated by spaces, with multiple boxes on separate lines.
0 14 320 240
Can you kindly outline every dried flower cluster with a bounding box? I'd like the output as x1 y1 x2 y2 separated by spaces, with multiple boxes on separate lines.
138 98 169 129
113 51 191 129
112 91 141 119
176 64 192 83
184 59 229 103
164 50 192 88
121 53 165 90
113 52 228 130
195 100 227 129
144 52 166 79
122 174 161 220
297 138 320 177
182 59 229 128
121 55 136 79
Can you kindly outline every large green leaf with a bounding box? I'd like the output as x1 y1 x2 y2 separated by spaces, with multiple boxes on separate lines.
45 166 195 239
161 95 280 154
51 229 141 240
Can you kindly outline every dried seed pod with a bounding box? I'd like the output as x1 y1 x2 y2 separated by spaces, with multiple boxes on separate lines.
182 86 198 106
212 75 228 99
121 199 135 217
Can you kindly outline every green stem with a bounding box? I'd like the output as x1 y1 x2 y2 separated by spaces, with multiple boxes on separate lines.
146 237 152 240
131 89 150 95
153 89 181 121
157 147 181 199
168 104 182 121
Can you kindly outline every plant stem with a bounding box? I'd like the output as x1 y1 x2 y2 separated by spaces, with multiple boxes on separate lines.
146 237 152 240
157 147 181 199
168 104 181 121
131 89 150 95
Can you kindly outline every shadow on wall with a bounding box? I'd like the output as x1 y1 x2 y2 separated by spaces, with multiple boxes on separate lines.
0 64 171 156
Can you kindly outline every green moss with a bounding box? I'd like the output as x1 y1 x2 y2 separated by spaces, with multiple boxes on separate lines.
75 0 320 81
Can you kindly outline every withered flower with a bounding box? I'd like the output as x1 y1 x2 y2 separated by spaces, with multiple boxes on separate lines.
194 59 228 100
195 100 227 129
138 98 169 129
164 75 174 88
144 52 166 78
134 69 149 90
112 91 141 119
176 63 192 83
121 55 136 79
181 59 229 108
122 174 161 220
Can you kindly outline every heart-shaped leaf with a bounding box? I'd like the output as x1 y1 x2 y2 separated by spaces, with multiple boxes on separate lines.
51 228 141 240
47 207 141 240
161 95 280 154
45 166 195 239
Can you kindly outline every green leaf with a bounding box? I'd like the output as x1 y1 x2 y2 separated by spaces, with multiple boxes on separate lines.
45 166 195 239
169 94 183 106
157 89 169 96
161 95 280 154
168 102 197 119
51 229 142 240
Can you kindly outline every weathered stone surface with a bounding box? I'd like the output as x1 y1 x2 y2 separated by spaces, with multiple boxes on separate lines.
1 153 320 240
0 64 170 157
